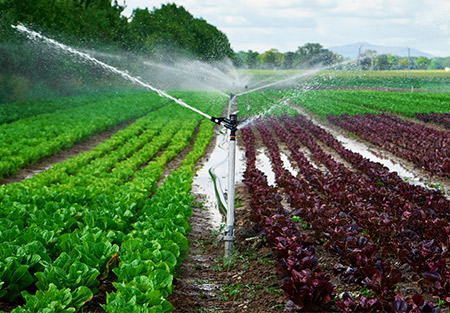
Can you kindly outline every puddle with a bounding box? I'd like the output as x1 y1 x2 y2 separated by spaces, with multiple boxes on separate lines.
256 148 275 186
193 128 246 230
255 148 300 185
280 151 299 175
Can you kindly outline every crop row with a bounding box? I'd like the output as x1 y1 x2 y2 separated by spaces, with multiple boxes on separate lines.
241 126 334 311
237 91 297 118
242 114 449 311
0 92 135 125
266 89 379 117
327 113 450 177
415 113 450 130
0 92 172 180
247 70 450 92
0 92 224 312
260 118 407 311
316 90 450 117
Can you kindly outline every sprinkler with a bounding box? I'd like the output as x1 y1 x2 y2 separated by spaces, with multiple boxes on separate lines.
210 113 239 258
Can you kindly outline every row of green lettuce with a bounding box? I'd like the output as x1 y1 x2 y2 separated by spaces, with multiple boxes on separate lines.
264 89 450 118
0 91 145 125
0 92 172 180
0 91 225 312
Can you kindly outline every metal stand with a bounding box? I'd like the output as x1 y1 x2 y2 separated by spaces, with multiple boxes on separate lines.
210 113 238 258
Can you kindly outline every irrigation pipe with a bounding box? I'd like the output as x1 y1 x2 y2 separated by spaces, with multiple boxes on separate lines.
208 128 229 214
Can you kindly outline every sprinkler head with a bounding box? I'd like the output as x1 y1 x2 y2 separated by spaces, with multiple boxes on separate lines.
210 114 239 132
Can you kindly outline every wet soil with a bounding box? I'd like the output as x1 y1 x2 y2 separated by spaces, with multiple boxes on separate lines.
168 186 287 313
168 131 287 312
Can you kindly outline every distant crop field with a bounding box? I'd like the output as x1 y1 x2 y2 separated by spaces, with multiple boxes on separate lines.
241 69 450 91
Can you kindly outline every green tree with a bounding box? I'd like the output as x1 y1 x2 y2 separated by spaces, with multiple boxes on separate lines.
233 51 246 67
283 52 295 69
415 56 431 69
295 43 341 68
258 49 282 69
398 58 409 70
428 57 450 70
128 4 232 61
2 0 127 45
191 18 234 61
375 54 390 70
245 50 260 69
360 49 377 70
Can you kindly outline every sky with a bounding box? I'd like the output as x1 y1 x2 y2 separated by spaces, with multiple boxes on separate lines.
121 0 450 57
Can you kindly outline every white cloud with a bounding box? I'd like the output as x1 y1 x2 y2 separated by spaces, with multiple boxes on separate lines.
220 16 251 27
121 0 450 56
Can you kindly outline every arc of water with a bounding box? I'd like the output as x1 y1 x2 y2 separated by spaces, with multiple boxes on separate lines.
236 69 323 97
237 59 354 97
13 24 212 120
142 61 230 97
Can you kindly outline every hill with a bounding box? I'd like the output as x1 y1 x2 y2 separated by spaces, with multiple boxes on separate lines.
328 42 434 59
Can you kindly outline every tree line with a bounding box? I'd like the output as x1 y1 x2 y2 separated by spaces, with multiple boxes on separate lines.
234 43 343 70
356 50 450 70
0 1 234 61
235 46 450 70
0 1 234 103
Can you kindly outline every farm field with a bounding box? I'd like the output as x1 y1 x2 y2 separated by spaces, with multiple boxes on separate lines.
242 69 450 92
0 92 173 180
0 86 450 312
0 91 225 312
233 88 450 311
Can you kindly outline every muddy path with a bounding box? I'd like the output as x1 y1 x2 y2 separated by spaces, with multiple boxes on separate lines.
167 184 287 313
168 131 287 313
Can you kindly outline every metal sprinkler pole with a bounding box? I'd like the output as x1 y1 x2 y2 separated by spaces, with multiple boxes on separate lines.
224 114 237 258
210 112 238 259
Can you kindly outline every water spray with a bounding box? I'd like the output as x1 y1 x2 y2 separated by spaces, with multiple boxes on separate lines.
237 59 355 97
12 24 212 121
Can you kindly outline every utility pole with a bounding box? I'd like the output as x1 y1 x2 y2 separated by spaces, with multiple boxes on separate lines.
407 47 411 79
358 45 363 78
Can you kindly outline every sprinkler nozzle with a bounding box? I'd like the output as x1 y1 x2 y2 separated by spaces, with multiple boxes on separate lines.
211 114 238 133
